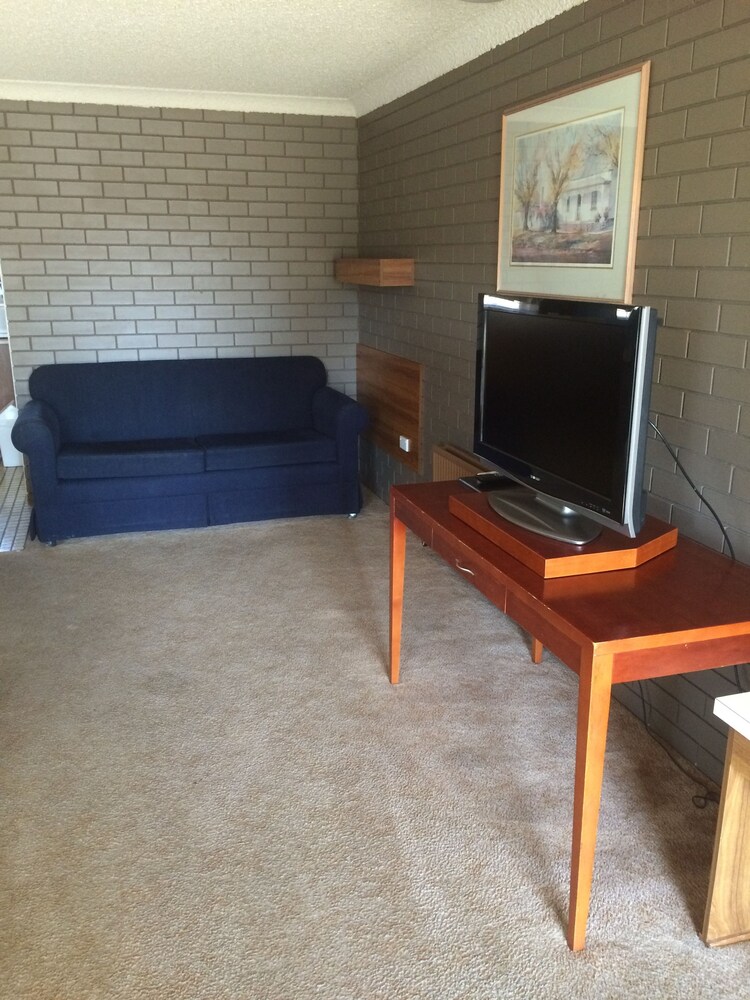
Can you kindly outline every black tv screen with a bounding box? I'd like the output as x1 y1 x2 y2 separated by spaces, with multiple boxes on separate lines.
474 294 658 542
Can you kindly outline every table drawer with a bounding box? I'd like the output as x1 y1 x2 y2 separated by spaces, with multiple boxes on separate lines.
432 524 507 610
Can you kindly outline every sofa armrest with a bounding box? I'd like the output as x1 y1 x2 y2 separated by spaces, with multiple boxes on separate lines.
11 400 61 497
312 386 368 459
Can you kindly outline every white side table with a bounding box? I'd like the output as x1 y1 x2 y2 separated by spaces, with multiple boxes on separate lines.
702 691 750 946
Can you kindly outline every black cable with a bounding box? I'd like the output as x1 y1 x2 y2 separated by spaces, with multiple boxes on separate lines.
649 419 748 692
638 426 746 790
649 420 735 560
636 681 719 809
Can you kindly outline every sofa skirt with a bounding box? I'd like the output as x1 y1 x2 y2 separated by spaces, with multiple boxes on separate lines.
32 473 362 543
208 481 362 525
33 494 209 542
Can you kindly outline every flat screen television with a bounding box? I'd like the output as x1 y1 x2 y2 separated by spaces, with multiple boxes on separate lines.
473 293 658 545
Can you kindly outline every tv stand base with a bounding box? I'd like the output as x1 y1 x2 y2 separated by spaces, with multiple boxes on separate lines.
448 490 678 578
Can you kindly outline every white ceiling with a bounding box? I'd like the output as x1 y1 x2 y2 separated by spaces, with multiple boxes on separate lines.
0 0 585 118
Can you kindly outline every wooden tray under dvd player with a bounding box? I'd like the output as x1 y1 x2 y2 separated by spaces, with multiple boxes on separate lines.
448 491 678 579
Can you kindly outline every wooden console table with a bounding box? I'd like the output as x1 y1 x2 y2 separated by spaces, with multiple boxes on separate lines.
389 481 750 951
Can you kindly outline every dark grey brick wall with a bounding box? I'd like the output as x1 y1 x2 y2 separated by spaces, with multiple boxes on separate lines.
0 104 359 400
357 0 750 784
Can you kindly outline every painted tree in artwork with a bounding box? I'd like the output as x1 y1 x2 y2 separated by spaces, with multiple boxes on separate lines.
542 129 583 233
587 122 620 170
513 145 540 232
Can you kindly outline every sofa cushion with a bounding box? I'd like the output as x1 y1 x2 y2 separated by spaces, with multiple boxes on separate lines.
198 430 337 471
57 439 204 479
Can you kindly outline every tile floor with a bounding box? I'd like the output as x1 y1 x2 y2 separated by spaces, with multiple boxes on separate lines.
0 465 31 551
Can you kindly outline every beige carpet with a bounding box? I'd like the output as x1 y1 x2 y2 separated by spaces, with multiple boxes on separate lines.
1 491 748 999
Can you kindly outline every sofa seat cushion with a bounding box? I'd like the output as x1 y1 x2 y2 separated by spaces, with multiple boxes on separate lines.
57 439 204 479
198 429 337 471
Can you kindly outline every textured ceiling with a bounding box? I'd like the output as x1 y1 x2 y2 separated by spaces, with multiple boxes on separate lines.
0 0 586 117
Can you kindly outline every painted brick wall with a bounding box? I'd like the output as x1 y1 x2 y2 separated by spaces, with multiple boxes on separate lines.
357 0 750 784
0 104 359 400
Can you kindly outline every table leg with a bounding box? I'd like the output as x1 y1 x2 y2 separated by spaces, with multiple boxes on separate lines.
531 637 544 663
389 513 406 684
567 650 613 951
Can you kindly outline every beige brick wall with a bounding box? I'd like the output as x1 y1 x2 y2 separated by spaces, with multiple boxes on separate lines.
0 104 359 400
357 0 749 783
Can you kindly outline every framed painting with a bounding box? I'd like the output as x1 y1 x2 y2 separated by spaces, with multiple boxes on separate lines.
497 62 650 303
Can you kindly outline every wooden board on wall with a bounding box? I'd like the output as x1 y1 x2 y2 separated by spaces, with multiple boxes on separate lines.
357 345 422 473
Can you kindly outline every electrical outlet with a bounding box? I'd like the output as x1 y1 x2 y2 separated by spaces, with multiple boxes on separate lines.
399 435 411 453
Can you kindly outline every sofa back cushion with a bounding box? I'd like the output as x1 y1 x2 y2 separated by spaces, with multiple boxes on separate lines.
28 357 328 443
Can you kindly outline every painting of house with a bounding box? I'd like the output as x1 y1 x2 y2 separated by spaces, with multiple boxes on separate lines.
511 109 623 266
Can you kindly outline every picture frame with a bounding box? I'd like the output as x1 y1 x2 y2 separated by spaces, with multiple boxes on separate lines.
497 62 651 304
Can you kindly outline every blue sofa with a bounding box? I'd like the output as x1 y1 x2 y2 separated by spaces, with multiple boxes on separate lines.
12 356 368 544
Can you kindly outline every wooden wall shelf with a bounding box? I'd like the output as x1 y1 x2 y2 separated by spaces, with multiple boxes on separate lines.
334 258 414 286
